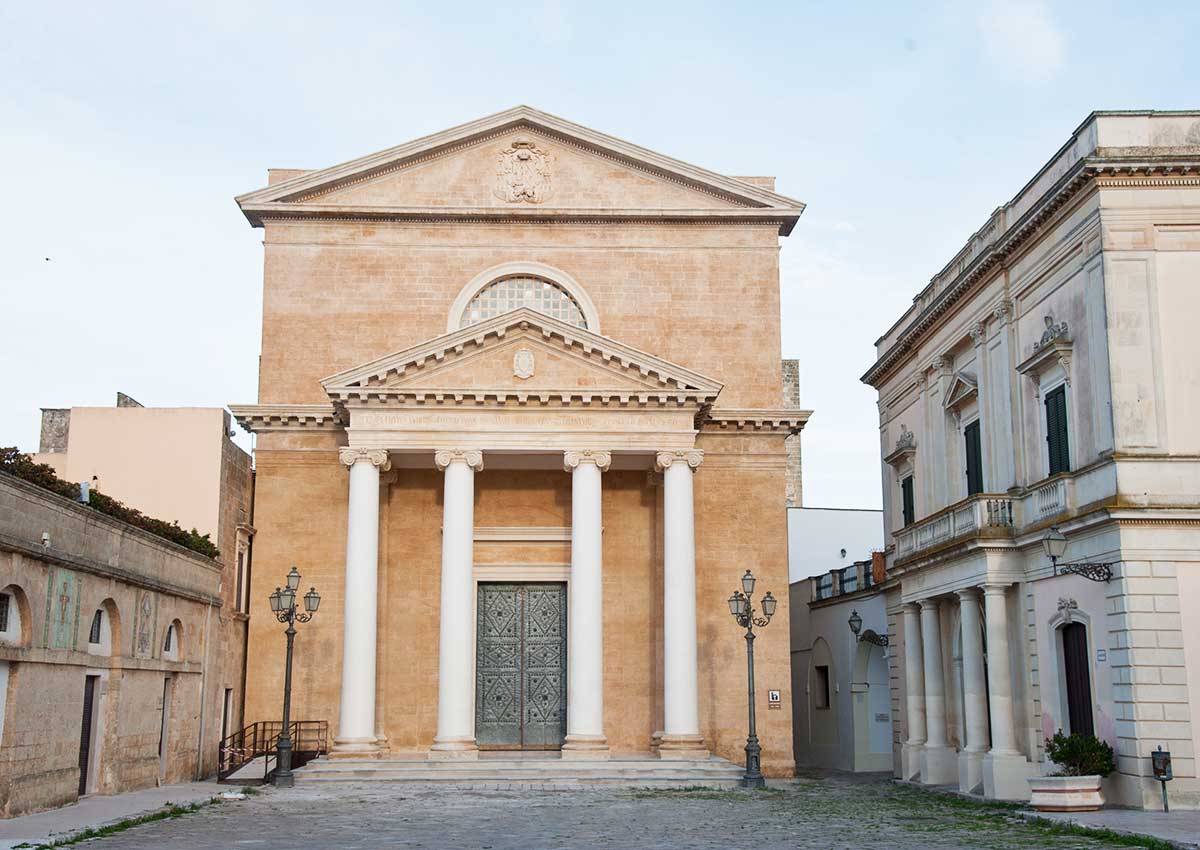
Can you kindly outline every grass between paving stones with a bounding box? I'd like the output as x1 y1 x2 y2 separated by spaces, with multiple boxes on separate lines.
13 797 224 850
884 784 1177 850
625 786 786 801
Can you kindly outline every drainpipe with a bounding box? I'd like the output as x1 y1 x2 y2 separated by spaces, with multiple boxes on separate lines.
195 591 214 780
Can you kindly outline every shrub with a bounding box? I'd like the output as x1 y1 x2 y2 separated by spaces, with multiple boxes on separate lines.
1044 730 1115 777
1 447 220 559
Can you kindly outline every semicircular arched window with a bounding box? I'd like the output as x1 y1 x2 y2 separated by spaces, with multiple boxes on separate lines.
459 276 588 330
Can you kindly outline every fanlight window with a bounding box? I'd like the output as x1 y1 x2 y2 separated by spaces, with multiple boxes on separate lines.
459 276 587 329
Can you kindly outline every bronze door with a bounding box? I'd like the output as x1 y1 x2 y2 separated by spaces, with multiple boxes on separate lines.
475 583 567 749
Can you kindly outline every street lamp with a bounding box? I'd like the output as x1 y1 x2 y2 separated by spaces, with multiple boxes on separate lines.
847 609 889 647
268 566 320 787
727 569 776 789
1042 525 1112 582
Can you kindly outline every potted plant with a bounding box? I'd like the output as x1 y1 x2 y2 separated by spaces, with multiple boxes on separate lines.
1028 730 1115 811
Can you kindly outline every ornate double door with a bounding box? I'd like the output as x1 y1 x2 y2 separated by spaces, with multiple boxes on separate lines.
475 583 567 749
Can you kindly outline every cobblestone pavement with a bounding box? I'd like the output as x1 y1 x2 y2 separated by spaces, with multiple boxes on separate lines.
69 772 1167 850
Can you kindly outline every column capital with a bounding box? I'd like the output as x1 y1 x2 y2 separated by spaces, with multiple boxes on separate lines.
992 299 1014 325
435 449 484 472
564 449 612 473
655 449 703 472
970 321 986 348
955 587 981 603
918 597 943 612
902 601 921 614
982 582 1010 598
339 447 391 471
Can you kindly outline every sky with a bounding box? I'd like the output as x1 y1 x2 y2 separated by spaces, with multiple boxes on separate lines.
2 1 1197 509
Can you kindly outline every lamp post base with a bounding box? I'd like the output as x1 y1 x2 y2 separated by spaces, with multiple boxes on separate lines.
741 736 765 789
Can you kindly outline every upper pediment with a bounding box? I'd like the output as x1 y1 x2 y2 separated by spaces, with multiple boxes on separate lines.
236 106 805 234
944 371 979 410
321 307 724 409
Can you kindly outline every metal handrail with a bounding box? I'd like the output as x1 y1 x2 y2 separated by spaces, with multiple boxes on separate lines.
219 720 328 782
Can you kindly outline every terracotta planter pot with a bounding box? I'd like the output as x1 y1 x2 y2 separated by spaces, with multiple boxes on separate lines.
1028 775 1105 811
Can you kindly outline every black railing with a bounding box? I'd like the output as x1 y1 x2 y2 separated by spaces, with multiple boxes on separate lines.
218 720 328 783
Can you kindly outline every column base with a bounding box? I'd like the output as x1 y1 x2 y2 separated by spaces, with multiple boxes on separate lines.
920 745 958 785
983 751 1035 801
428 738 479 760
958 748 986 794
649 731 663 756
561 735 610 760
900 742 924 781
330 735 380 758
657 734 709 760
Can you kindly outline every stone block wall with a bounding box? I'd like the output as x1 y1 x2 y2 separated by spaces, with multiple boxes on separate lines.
782 359 802 507
38 409 70 454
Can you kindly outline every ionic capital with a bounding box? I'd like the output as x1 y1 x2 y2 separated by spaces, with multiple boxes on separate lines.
970 322 986 347
338 447 391 471
655 449 704 472
434 449 484 472
564 449 611 473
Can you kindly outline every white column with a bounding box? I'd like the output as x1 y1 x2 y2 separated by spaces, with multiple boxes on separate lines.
430 449 484 759
562 450 611 758
983 584 1018 755
957 588 989 792
333 447 390 753
920 598 957 784
656 449 707 758
901 602 926 780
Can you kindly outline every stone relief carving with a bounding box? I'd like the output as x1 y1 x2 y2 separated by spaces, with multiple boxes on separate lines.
970 322 986 347
1035 314 1070 350
1057 597 1078 623
494 138 553 204
894 425 916 451
513 347 535 380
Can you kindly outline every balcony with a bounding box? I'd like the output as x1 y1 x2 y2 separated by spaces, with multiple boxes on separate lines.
893 493 1015 562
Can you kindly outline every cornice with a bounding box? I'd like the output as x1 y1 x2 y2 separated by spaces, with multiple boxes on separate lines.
228 404 341 434
861 154 1200 387
700 408 811 434
247 205 800 234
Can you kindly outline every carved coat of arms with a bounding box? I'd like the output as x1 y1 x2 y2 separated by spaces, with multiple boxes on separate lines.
494 138 552 203
513 348 535 380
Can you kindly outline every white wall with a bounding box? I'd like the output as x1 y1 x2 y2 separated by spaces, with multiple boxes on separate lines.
788 507 883 582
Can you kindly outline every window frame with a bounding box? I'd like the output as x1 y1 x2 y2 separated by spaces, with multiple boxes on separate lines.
813 664 831 710
963 417 984 496
900 475 916 527
1044 383 1071 476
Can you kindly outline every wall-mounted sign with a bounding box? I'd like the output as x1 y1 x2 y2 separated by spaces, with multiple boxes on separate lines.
1096 649 1107 663
767 690 781 710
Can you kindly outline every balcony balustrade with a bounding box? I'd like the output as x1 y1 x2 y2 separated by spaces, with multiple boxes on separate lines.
894 493 1015 562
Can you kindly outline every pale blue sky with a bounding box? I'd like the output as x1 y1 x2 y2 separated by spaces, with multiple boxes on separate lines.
2 1 1197 508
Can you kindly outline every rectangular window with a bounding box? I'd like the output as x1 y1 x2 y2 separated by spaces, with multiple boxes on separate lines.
235 550 245 613
901 475 915 526
1045 385 1071 475
163 626 173 653
88 610 102 644
964 419 983 496
839 567 857 595
814 574 832 600
0 594 9 633
814 665 831 709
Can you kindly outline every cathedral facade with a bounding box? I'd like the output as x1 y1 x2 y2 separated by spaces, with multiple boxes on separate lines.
232 107 808 775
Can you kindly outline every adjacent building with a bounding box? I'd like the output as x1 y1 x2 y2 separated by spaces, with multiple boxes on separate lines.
230 106 810 775
0 397 253 815
862 111 1200 809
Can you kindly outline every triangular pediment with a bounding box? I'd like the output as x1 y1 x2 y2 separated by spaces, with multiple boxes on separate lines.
236 106 805 233
322 307 724 407
944 371 979 410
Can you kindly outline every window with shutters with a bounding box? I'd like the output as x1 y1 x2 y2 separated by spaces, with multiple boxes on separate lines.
901 475 915 526
964 419 983 496
1045 385 1071 475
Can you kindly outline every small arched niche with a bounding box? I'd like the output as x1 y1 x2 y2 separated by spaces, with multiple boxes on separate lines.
163 619 183 662
0 584 32 647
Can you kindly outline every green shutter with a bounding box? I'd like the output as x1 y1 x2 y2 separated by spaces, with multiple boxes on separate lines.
1045 386 1070 475
964 420 983 495
901 476 915 526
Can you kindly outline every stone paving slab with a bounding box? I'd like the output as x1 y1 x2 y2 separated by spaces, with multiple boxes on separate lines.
38 771 1188 850
0 782 221 850
1022 807 1200 849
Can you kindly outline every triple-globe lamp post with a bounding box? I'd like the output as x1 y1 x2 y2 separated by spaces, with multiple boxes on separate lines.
268 566 321 788
727 569 777 789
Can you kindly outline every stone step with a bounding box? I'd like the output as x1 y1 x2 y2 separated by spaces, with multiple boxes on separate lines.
293 756 745 786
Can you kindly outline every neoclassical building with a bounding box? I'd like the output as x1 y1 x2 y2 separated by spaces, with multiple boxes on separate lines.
863 111 1200 808
231 107 808 775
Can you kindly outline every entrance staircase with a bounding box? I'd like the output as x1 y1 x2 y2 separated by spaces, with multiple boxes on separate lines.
293 752 745 788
